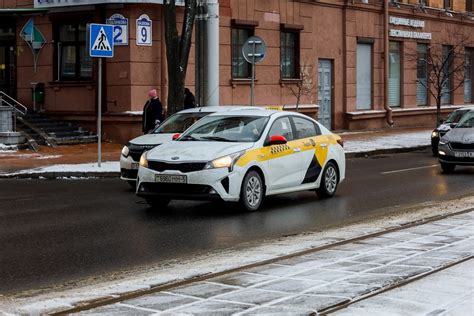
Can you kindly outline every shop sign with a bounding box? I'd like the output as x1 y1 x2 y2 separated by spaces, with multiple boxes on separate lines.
389 16 431 40
34 0 184 8
389 29 432 40
136 14 152 46
389 16 425 28
107 14 128 46
20 18 46 73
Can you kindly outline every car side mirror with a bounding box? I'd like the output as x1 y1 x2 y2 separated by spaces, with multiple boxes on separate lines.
172 133 181 140
267 135 287 146
450 123 457 129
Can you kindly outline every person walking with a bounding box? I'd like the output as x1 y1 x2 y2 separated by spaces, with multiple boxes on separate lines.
184 88 196 109
142 89 163 134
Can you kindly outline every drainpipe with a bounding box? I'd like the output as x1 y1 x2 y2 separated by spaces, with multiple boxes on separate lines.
205 0 219 106
384 0 394 126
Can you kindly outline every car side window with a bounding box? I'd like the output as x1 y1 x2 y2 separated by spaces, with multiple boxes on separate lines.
268 117 294 141
293 117 319 139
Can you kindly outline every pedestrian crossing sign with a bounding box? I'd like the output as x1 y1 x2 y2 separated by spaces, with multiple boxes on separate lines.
89 23 114 58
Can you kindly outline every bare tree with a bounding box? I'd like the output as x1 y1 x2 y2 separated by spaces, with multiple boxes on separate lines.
164 0 197 115
286 62 315 112
416 34 469 126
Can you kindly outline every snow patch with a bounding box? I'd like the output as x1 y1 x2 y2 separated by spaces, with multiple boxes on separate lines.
3 161 119 176
344 131 431 153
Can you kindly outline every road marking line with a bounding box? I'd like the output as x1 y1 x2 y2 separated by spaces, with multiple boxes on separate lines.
381 164 438 175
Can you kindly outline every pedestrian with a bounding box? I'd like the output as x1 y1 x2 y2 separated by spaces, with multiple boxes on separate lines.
142 89 164 134
184 88 196 109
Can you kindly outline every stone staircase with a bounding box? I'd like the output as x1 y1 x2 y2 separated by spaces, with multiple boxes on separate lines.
17 111 97 148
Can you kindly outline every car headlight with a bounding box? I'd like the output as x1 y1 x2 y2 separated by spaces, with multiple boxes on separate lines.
431 131 439 138
139 153 148 168
121 146 130 157
204 151 245 172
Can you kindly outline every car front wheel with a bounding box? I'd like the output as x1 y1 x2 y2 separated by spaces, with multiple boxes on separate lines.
240 170 264 211
440 162 455 173
317 161 339 198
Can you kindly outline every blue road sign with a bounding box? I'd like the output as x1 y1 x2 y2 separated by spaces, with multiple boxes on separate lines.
89 23 114 58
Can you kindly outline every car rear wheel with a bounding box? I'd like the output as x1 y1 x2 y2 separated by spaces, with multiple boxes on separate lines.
316 161 339 198
240 171 264 211
146 197 171 208
440 162 455 173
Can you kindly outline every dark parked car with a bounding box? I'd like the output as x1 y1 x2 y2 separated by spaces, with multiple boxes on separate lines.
438 109 474 173
431 107 472 156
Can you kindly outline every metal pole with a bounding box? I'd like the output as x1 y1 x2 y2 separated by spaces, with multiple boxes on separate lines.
97 58 102 167
250 41 256 106
205 0 219 106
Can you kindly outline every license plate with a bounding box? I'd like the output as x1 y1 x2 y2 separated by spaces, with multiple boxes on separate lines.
131 162 139 169
454 151 474 158
155 174 187 183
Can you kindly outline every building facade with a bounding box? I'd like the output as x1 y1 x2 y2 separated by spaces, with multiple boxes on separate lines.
0 0 473 142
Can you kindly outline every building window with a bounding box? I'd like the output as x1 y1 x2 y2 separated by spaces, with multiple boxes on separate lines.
280 31 299 79
465 48 473 103
231 26 254 79
356 43 372 110
443 0 451 9
417 44 428 106
389 41 401 107
54 23 92 81
442 45 453 105
467 0 473 12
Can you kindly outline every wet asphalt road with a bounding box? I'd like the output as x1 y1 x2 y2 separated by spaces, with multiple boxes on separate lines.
0 149 473 295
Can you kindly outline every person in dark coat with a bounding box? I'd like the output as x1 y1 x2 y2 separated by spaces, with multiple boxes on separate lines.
142 89 164 134
184 88 196 109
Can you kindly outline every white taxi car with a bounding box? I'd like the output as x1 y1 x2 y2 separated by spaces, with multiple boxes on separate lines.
136 110 345 211
120 106 257 186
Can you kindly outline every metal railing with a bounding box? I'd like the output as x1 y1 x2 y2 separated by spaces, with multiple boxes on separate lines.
0 91 28 132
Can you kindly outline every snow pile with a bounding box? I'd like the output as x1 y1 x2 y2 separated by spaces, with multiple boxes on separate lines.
344 131 431 153
6 161 119 176
0 143 18 152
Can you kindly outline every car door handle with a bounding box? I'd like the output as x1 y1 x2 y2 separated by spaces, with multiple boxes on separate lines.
320 143 327 148
293 147 301 153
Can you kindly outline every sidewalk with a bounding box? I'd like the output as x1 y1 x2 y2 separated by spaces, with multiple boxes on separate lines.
0 127 431 178
75 210 473 315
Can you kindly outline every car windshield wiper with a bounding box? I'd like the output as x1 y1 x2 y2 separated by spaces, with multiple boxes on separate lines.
180 135 199 141
201 136 235 142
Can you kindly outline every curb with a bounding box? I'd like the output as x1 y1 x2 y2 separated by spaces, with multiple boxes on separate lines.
345 145 430 158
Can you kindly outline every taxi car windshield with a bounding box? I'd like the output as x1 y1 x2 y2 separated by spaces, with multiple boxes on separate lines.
180 115 269 142
153 112 211 134
455 112 474 128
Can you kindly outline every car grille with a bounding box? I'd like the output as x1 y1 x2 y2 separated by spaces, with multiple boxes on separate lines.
449 142 474 150
148 161 207 173
128 143 160 161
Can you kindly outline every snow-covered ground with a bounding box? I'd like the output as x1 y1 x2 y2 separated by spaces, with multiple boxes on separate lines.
343 131 430 153
3 161 119 176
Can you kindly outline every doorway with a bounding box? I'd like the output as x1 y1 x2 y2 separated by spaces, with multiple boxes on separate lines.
318 59 332 130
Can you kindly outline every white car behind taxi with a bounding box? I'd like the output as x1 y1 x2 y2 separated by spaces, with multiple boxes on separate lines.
137 110 345 211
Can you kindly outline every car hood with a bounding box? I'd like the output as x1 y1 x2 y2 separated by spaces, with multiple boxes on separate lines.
146 141 254 162
436 123 451 132
129 133 173 146
442 128 474 144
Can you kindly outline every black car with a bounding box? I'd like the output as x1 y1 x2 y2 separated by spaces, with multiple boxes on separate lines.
431 107 472 156
438 109 474 173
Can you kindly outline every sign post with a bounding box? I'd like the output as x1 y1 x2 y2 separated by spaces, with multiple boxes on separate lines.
89 23 114 167
242 36 267 106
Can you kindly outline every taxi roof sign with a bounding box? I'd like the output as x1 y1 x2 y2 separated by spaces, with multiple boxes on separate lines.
89 23 114 58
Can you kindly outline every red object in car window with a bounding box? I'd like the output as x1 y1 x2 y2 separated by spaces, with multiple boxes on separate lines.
172 133 181 140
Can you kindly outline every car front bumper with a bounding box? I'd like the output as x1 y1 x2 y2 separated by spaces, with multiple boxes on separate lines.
438 143 474 165
136 165 245 202
120 155 140 181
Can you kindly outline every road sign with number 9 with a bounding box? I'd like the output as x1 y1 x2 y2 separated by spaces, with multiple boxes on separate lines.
136 14 152 46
